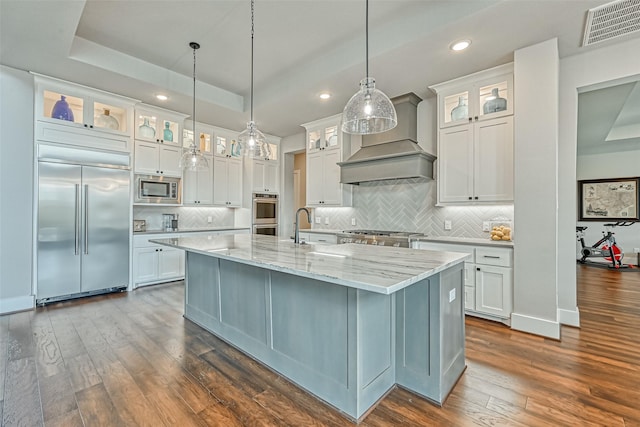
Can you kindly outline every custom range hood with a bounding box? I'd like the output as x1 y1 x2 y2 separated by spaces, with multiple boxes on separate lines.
338 92 436 185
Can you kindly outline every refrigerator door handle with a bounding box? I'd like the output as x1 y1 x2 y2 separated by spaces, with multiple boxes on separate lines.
75 184 80 255
84 184 89 255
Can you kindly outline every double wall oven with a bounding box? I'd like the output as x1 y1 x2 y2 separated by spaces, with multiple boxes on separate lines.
252 193 278 236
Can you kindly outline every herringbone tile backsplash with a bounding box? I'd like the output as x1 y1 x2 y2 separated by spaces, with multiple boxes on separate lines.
313 178 514 238
133 206 234 231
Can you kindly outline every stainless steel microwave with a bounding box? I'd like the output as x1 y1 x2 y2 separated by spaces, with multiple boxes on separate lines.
135 175 181 204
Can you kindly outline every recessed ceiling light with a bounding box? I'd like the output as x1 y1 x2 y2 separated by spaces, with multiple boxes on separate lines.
450 39 471 52
156 94 168 101
319 92 331 100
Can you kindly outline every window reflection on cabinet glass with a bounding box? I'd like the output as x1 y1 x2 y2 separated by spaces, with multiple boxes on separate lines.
325 126 338 148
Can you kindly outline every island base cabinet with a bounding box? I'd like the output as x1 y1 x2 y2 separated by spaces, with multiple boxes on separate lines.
183 252 465 420
395 263 466 405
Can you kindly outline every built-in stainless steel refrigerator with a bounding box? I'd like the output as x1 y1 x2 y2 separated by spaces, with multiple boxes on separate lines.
37 145 130 304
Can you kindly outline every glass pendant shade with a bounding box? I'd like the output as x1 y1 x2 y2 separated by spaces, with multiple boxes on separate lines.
179 148 209 171
342 77 397 134
238 121 271 159
181 41 209 172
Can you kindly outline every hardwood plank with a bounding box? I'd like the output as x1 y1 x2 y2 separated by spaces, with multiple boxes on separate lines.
2 357 43 427
64 353 102 392
44 409 84 427
75 383 125 426
98 360 166 427
32 318 66 379
38 371 77 423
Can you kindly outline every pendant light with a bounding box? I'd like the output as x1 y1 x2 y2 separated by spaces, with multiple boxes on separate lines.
180 42 209 171
237 0 271 159
341 0 397 135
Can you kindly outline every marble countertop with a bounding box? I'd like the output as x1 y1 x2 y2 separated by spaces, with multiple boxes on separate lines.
151 234 469 295
134 227 250 235
411 236 514 247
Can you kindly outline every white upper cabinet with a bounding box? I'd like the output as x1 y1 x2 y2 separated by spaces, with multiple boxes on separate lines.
302 114 352 207
434 64 514 129
135 104 187 146
183 121 214 155
33 74 138 152
213 156 242 207
430 64 514 205
183 154 214 205
134 141 182 177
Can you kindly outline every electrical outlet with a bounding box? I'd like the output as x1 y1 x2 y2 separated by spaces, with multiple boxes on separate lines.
351 218 357 226
444 220 452 230
634 247 640 253
325 217 330 225
315 216 321 224
207 216 213 223
483 221 490 231
449 288 456 302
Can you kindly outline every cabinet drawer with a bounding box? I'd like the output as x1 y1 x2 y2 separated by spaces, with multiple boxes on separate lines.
308 234 337 244
476 247 512 267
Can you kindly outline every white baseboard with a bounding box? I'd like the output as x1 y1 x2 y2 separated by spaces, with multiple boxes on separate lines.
558 308 580 327
511 312 560 339
0 295 35 315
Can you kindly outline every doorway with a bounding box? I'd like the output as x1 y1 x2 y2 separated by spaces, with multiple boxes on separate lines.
293 152 310 230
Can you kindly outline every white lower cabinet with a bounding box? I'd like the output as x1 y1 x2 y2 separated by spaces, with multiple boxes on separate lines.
413 241 513 324
133 234 184 287
297 232 338 245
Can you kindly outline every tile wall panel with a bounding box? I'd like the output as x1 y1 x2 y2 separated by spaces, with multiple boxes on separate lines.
313 178 513 239
133 206 234 230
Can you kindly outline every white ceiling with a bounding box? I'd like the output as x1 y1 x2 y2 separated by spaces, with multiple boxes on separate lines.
578 81 640 155
1 0 639 138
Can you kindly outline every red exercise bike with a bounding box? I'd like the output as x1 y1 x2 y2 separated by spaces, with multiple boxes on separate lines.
576 221 636 269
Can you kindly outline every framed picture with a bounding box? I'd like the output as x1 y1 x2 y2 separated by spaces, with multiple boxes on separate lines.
578 177 639 221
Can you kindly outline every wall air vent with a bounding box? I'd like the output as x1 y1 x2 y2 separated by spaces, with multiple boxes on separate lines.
583 0 640 47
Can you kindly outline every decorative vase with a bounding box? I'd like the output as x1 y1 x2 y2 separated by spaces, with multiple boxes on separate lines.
95 108 119 130
483 88 507 114
450 96 468 121
138 117 155 138
51 95 74 122
163 121 173 142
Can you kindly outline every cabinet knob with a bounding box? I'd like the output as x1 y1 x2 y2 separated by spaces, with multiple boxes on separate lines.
474 196 479 200
468 117 472 123
155 249 159 252
474 116 478 121
156 170 160 174
159 248 163 251
90 125 93 129
476 267 480 271
468 196 472 200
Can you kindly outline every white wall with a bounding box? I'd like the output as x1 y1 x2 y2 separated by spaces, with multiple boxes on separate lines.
0 65 35 314
512 39 560 338
558 37 640 327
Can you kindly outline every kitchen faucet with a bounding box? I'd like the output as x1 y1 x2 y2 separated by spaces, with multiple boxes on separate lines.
294 207 311 244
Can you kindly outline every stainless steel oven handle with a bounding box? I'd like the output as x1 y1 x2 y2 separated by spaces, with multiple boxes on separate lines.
75 184 80 255
84 184 89 254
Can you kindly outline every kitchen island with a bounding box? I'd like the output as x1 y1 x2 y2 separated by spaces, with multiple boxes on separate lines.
152 234 469 421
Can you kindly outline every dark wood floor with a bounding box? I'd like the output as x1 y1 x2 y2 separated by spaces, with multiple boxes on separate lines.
1 265 639 426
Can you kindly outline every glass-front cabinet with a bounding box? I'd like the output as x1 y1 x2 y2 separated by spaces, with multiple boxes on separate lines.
306 122 341 153
33 74 137 153
436 64 513 129
135 104 187 145
35 75 135 136
212 128 242 158
183 121 214 154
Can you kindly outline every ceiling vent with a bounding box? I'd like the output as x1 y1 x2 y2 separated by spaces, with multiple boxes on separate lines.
583 0 640 47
